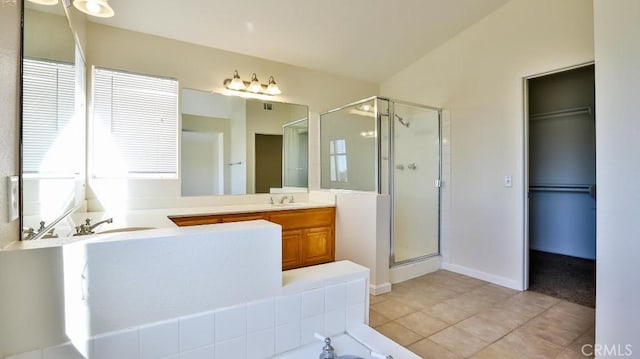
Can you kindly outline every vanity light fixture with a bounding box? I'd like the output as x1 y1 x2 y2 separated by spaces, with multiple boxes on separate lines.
223 70 282 96
73 0 114 18
27 0 59 5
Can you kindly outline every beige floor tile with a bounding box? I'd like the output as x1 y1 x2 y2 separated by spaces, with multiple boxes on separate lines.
408 338 463 359
395 311 449 337
368 271 595 359
368 310 392 327
516 313 586 346
555 347 593 359
422 301 475 324
495 331 564 359
566 327 595 355
475 306 532 330
388 290 443 309
499 296 549 320
509 291 560 309
369 293 391 305
442 293 494 314
429 326 489 358
471 343 523 359
466 283 519 304
420 285 459 302
455 315 512 343
545 301 595 328
375 321 423 346
370 298 418 320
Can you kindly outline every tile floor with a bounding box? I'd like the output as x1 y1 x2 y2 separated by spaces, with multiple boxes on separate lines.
369 270 595 358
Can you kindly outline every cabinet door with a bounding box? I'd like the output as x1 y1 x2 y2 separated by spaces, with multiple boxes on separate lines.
282 229 303 270
302 226 334 266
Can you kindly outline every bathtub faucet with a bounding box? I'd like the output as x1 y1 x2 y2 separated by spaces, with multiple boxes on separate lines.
74 217 113 236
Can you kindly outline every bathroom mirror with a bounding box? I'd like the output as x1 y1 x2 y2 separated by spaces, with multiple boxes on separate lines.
21 1 86 234
181 89 308 196
21 2 310 235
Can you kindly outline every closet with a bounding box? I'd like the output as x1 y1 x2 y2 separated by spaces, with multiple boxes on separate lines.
527 64 596 307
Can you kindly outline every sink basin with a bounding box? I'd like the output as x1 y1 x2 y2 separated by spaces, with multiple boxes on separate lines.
98 227 156 234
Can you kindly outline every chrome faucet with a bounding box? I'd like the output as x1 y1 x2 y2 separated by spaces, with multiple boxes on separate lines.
22 227 36 240
279 195 288 204
319 337 337 359
74 217 113 236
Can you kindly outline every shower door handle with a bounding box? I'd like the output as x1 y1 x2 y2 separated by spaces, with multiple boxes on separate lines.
407 163 417 170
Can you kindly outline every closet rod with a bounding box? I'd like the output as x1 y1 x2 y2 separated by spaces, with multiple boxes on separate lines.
530 106 592 120
529 184 591 193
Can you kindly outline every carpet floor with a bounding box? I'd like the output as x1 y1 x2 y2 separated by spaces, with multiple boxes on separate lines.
528 250 596 308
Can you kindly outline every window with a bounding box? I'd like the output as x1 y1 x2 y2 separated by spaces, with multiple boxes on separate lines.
329 139 348 182
92 67 178 177
22 58 75 174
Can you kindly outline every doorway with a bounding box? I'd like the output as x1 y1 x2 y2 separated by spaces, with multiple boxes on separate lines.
255 134 283 193
525 64 596 308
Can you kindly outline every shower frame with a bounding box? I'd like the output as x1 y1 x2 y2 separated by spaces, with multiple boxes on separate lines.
322 96 443 267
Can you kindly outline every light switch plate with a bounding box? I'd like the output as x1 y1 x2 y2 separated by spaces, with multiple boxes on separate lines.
7 176 19 221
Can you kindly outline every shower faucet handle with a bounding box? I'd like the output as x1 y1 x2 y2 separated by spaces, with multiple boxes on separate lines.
395 164 404 170
407 163 417 170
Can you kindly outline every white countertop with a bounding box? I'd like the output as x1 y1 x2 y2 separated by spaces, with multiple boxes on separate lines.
5 201 334 251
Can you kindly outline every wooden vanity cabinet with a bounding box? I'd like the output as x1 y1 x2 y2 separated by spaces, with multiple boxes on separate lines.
168 207 335 270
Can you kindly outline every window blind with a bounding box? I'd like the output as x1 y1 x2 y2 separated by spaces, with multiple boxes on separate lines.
93 68 178 177
22 58 75 174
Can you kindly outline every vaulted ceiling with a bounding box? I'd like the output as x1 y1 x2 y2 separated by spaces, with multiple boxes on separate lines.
93 0 510 82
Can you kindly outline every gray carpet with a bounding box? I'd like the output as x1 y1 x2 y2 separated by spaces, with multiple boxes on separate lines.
528 250 596 308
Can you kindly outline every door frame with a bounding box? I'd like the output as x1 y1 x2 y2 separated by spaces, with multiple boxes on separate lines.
521 61 595 290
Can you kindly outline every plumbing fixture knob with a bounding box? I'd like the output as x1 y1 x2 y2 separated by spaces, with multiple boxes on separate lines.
319 337 337 359
395 164 404 170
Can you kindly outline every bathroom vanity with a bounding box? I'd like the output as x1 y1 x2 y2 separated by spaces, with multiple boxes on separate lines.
169 206 335 270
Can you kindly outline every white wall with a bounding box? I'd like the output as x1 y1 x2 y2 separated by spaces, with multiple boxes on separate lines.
0 1 21 247
593 0 640 350
381 0 594 289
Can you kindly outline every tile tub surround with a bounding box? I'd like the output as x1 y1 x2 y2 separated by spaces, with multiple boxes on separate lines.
4 261 370 359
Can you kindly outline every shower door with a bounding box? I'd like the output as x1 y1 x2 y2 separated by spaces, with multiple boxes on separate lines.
391 102 440 264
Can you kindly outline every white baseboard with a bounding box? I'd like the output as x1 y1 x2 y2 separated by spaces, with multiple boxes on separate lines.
370 282 391 295
389 256 442 284
442 263 523 291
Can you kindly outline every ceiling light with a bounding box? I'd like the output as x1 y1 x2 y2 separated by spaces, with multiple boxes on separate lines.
73 0 114 18
223 71 282 96
265 76 282 95
26 0 59 5
247 73 262 93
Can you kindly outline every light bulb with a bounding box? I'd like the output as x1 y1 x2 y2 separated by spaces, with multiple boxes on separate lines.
227 70 246 90
86 0 101 13
265 76 281 95
248 73 262 93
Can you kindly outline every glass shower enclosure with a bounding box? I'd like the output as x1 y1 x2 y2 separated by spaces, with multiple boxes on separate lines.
320 97 441 265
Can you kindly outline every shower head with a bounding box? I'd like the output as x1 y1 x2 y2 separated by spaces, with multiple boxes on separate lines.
395 114 410 128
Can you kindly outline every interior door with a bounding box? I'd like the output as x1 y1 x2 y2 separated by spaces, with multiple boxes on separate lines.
255 134 283 193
